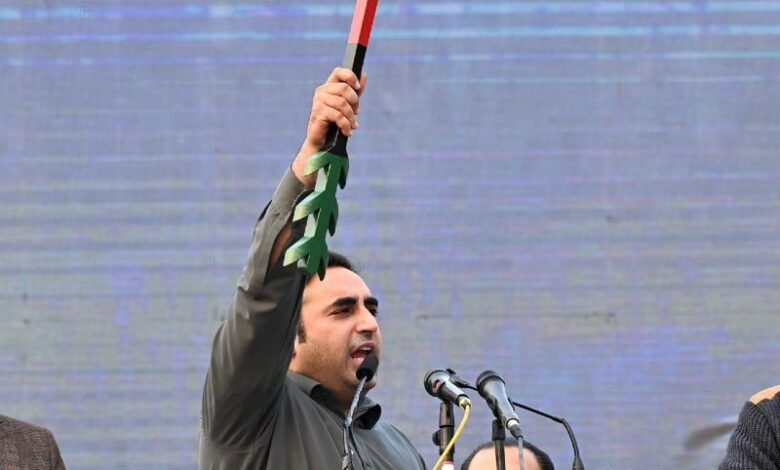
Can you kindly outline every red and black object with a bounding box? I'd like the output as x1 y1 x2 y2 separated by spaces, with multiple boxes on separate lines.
344 0 379 80
330 0 380 154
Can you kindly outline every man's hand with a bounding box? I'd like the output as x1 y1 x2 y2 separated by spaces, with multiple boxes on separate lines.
293 68 367 188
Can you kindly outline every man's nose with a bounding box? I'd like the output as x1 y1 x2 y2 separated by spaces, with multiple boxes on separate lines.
355 306 378 333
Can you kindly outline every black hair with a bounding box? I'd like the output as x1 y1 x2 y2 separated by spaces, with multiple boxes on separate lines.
306 251 356 279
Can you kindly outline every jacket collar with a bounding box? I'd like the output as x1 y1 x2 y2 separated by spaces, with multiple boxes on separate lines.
287 371 382 429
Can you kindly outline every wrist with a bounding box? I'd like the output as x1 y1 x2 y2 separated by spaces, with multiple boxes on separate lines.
292 148 318 188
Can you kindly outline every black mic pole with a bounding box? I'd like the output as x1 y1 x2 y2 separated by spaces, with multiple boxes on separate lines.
342 354 379 470
511 399 585 470
492 418 507 470
431 402 455 470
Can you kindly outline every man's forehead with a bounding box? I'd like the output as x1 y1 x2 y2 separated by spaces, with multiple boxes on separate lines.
303 267 373 304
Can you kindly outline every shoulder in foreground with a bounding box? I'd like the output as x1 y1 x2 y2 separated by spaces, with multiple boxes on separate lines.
750 385 780 405
0 414 53 435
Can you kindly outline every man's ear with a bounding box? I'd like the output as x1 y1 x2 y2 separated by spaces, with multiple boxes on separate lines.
292 335 300 358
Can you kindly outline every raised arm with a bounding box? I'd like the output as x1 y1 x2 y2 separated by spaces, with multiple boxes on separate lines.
201 68 365 447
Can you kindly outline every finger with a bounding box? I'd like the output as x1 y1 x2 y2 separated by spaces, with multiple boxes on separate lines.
311 103 354 137
319 92 357 125
326 67 361 91
327 108 355 136
319 82 360 111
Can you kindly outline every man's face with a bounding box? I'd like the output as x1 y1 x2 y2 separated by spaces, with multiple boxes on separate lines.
291 267 382 400
467 446 542 470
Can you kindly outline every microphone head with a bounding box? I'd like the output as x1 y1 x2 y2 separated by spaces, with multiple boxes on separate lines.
476 370 505 396
356 353 379 381
423 369 450 397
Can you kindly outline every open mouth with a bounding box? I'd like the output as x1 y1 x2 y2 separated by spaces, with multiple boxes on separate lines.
350 343 375 362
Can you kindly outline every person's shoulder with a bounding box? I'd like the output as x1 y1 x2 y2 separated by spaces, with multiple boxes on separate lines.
0 415 65 470
749 385 780 405
0 414 53 436
374 420 405 434
741 385 780 430
374 421 418 450
374 421 426 468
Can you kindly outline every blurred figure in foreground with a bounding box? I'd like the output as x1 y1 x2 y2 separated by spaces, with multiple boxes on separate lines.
719 384 780 470
0 414 66 470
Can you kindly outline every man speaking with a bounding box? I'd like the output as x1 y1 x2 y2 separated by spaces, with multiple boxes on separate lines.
197 68 425 470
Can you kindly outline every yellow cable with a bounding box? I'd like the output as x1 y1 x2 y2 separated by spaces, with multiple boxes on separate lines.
432 398 472 470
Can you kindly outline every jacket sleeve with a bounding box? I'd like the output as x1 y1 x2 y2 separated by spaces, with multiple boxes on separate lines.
201 168 308 447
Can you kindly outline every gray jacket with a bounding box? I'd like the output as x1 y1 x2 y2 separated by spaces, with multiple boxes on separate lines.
198 169 425 470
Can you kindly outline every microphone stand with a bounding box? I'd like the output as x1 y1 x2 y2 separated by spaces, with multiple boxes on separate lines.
342 354 378 470
432 402 455 470
492 418 507 470
445 369 583 470
342 374 369 470
510 399 585 470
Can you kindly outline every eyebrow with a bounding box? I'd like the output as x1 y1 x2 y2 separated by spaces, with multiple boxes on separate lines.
329 296 379 310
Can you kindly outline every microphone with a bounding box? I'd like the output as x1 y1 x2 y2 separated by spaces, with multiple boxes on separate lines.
476 370 523 440
425 370 475 470
424 369 472 409
342 354 379 470
356 354 379 382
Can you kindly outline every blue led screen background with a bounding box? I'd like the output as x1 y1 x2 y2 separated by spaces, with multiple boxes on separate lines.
1 2 779 468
